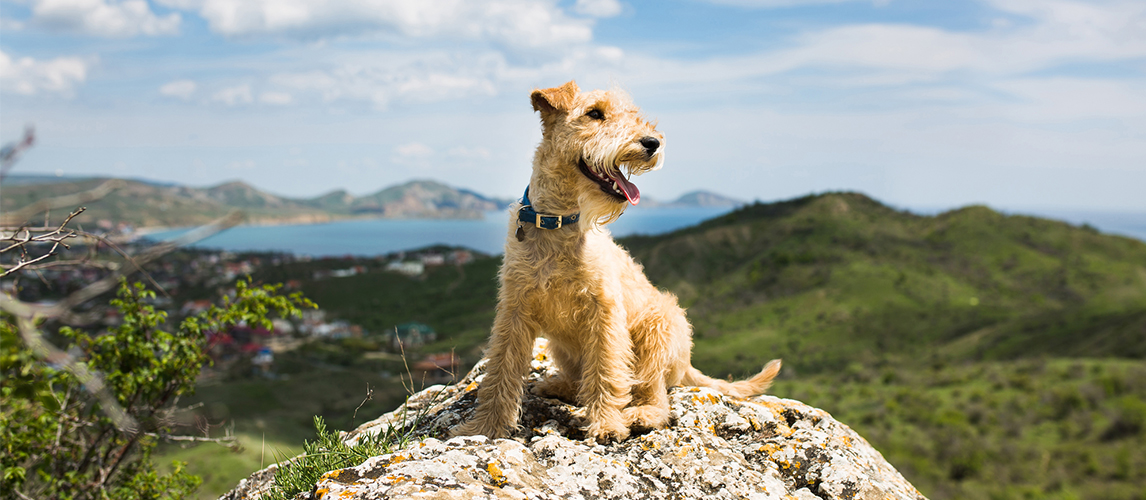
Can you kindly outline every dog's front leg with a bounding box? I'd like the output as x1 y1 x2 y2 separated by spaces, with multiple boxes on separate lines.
452 309 537 439
578 309 635 442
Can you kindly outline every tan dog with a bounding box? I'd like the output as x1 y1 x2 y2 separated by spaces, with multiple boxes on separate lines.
453 81 781 442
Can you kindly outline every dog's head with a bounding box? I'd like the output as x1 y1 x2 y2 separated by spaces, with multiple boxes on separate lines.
531 80 665 224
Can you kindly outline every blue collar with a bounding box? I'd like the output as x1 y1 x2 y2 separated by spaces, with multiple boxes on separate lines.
518 185 579 230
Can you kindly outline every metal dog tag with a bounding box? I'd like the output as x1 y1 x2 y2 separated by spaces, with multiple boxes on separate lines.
515 225 525 242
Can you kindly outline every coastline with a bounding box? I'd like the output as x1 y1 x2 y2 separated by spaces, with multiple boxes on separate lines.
131 210 499 237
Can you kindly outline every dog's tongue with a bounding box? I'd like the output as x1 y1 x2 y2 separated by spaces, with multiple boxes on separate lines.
610 172 640 205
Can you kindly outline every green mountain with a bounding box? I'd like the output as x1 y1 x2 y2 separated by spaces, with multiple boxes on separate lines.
342 180 502 218
0 177 507 228
621 192 1146 376
0 178 323 228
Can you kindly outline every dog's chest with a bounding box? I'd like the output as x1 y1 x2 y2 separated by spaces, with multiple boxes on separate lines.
521 259 603 332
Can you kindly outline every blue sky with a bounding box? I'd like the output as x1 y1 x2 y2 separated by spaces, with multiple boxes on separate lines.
1 0 1144 211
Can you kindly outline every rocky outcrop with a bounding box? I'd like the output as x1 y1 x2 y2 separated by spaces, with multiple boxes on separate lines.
221 338 927 499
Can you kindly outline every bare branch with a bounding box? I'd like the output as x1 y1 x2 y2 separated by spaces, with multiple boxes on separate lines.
0 209 245 325
1 207 86 277
52 210 245 324
0 125 35 180
144 433 239 446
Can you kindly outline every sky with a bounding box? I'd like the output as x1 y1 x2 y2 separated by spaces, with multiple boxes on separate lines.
1 0 1144 212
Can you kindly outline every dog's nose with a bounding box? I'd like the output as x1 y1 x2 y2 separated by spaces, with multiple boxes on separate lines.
640 136 661 155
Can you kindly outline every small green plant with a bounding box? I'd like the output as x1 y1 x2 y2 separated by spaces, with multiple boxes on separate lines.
264 358 453 500
264 416 418 500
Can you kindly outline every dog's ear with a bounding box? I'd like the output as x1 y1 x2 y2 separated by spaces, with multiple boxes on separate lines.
531 80 579 115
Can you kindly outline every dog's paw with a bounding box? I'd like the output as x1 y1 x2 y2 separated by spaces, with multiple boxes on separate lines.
585 419 630 443
622 405 670 429
451 420 506 440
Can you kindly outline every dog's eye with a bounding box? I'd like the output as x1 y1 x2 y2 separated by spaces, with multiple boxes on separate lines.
586 109 605 120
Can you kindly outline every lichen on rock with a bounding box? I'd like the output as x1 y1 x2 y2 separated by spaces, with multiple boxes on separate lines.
220 338 927 500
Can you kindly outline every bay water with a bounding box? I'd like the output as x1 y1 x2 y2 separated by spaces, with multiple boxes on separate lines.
144 206 737 257
144 205 1146 258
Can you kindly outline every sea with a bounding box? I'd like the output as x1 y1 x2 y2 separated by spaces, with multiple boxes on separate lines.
143 206 737 257
143 206 1146 258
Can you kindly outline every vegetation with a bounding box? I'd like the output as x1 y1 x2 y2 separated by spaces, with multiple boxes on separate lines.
254 248 502 360
220 192 1146 500
616 193 1146 375
264 414 424 500
776 359 1146 499
0 279 313 499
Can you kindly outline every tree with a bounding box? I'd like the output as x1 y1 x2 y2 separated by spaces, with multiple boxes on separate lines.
1 279 314 499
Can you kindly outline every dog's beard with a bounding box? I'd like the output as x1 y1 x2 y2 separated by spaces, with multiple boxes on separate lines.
578 190 627 226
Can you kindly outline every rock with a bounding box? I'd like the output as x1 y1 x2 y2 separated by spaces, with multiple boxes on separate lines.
221 338 927 500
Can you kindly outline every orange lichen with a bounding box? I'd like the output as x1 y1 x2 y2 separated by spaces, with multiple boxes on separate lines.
486 461 509 487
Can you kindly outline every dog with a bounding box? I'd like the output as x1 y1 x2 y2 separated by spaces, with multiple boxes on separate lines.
453 81 781 442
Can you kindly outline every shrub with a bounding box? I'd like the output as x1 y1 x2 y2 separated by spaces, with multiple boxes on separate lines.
1 279 313 499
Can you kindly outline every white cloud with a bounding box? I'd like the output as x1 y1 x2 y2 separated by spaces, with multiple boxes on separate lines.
227 159 256 170
31 0 181 37
574 0 622 17
0 17 25 31
268 45 626 107
993 77 1146 122
448 146 491 160
158 0 593 51
210 84 253 105
0 50 90 96
259 91 294 105
270 51 504 108
396 142 433 158
614 0 1146 98
159 79 197 100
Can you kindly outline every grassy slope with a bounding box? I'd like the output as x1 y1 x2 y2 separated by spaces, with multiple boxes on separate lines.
774 358 1146 500
620 192 1146 377
166 192 1146 499
253 251 502 360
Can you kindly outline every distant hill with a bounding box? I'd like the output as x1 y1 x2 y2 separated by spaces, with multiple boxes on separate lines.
329 180 503 218
1 176 748 228
1 178 332 228
619 192 1146 376
640 190 745 208
0 178 508 228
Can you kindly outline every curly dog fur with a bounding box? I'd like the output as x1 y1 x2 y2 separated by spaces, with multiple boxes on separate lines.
453 81 781 442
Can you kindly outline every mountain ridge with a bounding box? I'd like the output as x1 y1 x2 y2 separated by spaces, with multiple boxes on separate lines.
0 174 739 228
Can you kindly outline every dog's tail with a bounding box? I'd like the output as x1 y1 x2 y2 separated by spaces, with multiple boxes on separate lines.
682 359 782 398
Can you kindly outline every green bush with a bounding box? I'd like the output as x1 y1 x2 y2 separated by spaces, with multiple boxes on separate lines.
1 279 313 500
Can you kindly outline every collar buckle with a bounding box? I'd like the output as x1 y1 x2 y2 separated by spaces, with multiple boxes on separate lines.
536 213 561 229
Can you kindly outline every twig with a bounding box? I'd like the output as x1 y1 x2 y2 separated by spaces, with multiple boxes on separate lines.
353 383 375 419
1 210 245 325
145 433 239 446
1 207 85 276
0 125 34 180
